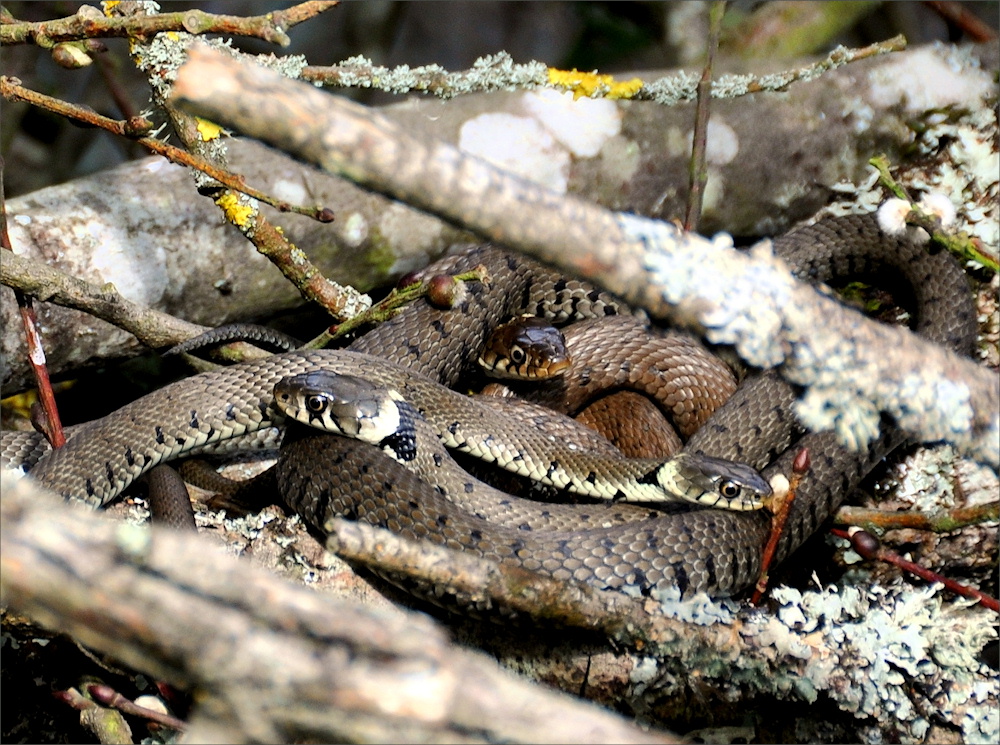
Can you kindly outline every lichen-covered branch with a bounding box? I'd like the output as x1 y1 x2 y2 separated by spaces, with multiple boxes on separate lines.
4 472 994 743
0 0 338 48
118 16 371 324
301 35 907 104
0 473 677 745
169 43 999 466
4 43 993 392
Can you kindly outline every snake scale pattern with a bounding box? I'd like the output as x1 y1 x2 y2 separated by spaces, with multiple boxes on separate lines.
1 214 977 597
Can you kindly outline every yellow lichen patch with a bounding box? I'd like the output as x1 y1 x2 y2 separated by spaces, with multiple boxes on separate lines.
215 192 255 228
195 117 225 141
103 1 120 16
547 68 643 100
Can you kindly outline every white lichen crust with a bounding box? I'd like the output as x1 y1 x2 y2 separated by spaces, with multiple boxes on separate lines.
631 583 998 743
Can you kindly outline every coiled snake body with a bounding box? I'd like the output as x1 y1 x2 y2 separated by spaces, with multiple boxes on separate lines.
1 214 976 597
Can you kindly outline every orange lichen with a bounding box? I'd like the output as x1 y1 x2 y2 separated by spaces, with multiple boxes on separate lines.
547 68 643 100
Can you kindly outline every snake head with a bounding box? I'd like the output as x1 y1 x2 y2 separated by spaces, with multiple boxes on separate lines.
661 452 772 511
273 371 402 445
478 316 571 380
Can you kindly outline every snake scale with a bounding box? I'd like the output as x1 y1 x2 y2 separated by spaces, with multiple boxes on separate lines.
1 214 976 597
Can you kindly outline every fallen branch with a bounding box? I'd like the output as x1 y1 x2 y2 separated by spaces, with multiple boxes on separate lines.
0 473 678 745
169 43 999 466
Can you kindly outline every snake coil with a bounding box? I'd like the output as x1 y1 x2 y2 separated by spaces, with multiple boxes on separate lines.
0 214 977 597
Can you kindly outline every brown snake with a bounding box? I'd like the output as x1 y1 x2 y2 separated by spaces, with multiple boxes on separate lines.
1 214 977 597
479 314 738 457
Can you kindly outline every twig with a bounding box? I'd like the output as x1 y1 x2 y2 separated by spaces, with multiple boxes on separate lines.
86 684 187 733
869 154 998 271
751 448 810 605
0 1 339 47
52 688 133 745
0 250 206 350
301 36 907 104
835 501 1000 532
684 0 726 231
308 265 491 348
832 527 1000 612
923 1 998 42
1 165 64 447
0 76 336 223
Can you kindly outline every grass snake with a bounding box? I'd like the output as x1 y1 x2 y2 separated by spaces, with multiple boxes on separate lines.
1 214 977 597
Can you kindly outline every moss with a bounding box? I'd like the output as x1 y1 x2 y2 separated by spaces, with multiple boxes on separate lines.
363 226 400 282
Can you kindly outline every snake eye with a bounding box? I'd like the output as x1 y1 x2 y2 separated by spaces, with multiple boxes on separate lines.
719 480 742 500
510 346 526 365
305 395 327 413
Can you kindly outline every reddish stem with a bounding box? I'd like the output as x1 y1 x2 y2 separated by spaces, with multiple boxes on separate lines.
751 448 810 605
831 527 999 612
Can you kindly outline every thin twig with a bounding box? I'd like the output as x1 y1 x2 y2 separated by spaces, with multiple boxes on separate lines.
923 1 998 42
834 501 1000 532
751 448 810 605
832 527 1000 611
684 1 726 231
869 154 998 271
87 684 187 733
0 76 336 223
301 36 907 104
0 1 339 47
308 265 490 348
0 250 206 350
1 161 64 447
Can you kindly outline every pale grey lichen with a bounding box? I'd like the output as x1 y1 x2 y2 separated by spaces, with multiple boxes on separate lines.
323 52 548 98
623 212 796 368
751 584 998 742
616 199 998 465
651 585 741 626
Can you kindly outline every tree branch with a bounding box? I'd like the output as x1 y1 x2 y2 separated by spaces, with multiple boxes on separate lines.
0 473 678 745
0 1 338 48
169 43 999 466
